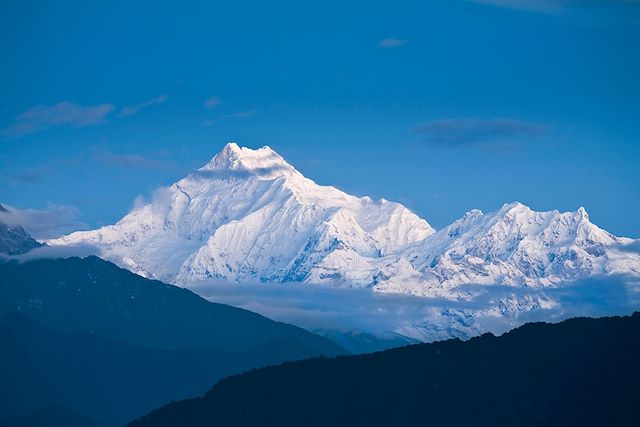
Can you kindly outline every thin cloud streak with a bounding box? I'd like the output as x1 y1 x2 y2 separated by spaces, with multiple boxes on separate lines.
9 169 42 184
2 102 115 139
466 0 567 14
96 152 170 170
468 0 640 14
377 38 409 48
220 110 256 119
2 95 169 139
118 94 169 118
188 165 289 180
412 118 552 149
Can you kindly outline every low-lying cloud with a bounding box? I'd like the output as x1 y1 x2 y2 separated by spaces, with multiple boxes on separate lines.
0 243 100 263
0 204 88 239
191 275 640 342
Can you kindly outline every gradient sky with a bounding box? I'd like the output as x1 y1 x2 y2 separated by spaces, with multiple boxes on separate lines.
1 0 639 238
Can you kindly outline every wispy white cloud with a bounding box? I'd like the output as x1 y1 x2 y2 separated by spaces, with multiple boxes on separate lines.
204 96 221 110
220 110 256 119
2 102 115 139
2 94 172 139
118 94 169 118
377 38 409 48
201 119 216 127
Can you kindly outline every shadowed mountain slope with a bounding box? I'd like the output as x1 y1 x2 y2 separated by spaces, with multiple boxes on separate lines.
0 256 344 426
0 256 343 353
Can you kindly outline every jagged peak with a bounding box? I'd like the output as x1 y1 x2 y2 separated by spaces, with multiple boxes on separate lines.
199 143 298 180
575 206 589 221
443 209 484 238
498 202 591 223
464 209 483 218
499 201 531 214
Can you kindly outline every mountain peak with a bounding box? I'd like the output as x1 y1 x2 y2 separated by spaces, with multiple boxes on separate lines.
500 201 529 213
201 143 296 179
575 206 589 221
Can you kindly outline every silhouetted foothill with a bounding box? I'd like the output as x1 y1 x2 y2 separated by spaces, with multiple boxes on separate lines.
129 312 640 427
0 256 345 426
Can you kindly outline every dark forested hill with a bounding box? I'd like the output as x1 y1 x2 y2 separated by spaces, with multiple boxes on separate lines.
0 312 330 426
0 256 343 353
0 257 344 426
0 404 106 427
129 312 640 427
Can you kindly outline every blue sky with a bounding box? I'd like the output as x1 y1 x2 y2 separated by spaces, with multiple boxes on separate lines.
1 0 639 237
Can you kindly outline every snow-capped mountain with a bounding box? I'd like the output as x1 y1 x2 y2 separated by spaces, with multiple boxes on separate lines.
49 143 640 299
50 143 434 286
374 202 640 297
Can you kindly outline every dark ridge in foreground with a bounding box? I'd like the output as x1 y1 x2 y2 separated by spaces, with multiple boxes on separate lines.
0 256 345 426
129 312 640 427
0 256 343 354
0 405 106 427
0 312 329 427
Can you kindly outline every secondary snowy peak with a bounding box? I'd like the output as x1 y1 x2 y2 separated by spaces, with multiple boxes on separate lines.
50 144 434 285
373 202 640 296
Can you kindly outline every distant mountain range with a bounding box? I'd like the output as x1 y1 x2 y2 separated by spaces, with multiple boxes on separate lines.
49 143 639 296
128 312 640 427
44 144 640 341
0 256 344 426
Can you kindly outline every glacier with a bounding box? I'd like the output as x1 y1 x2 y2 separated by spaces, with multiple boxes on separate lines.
48 143 640 341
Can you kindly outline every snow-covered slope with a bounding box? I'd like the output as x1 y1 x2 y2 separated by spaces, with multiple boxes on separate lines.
50 143 434 285
374 202 640 297
49 143 640 298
